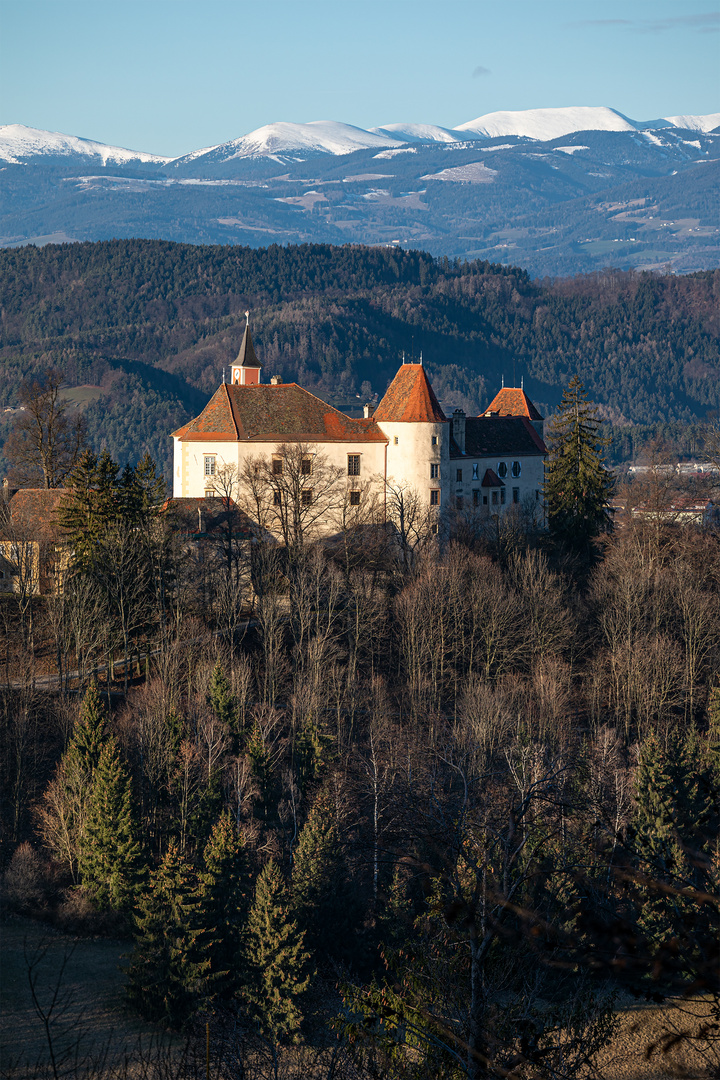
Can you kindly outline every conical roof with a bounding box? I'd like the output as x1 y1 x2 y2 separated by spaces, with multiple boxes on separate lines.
374 364 446 423
482 387 542 420
235 323 262 369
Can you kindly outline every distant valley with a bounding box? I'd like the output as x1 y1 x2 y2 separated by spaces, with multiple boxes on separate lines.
1 106 718 277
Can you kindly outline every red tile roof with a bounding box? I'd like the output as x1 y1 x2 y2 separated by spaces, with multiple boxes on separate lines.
482 387 543 421
173 383 387 443
373 364 447 423
2 489 70 540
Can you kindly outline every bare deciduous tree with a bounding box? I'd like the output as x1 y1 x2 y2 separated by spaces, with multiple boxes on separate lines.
5 368 86 489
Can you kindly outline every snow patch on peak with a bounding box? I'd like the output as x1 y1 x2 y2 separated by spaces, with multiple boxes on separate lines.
370 123 462 143
455 107 637 141
0 124 170 165
664 113 720 133
199 121 403 162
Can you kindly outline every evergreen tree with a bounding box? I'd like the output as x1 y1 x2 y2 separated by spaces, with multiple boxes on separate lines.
78 735 144 913
543 376 614 551
127 841 212 1029
199 811 250 997
292 788 355 960
242 859 310 1043
67 680 108 775
632 729 717 946
36 681 109 879
208 662 239 738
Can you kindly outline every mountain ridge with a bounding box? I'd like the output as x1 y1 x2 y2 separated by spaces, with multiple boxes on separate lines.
2 107 718 165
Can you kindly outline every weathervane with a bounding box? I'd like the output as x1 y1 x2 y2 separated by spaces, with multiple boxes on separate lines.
245 310 250 326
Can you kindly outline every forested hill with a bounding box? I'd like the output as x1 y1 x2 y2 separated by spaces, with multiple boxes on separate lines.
1 240 719 477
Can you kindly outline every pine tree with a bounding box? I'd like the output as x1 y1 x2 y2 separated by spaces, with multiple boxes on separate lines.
208 662 239 737
242 860 311 1043
78 735 144 913
543 376 614 550
67 680 107 775
127 841 212 1029
36 681 109 879
199 812 251 997
292 788 355 961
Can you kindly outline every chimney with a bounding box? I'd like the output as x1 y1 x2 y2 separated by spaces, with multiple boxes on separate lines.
270 374 281 385
452 409 466 454
363 403 371 418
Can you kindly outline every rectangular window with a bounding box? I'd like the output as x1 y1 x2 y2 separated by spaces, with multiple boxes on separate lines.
456 469 463 482
513 487 520 504
349 490 361 506
483 494 488 506
272 457 283 476
430 463 439 479
473 489 479 507
491 491 498 505
500 488 506 505
431 435 438 446
204 489 215 500
347 454 361 476
430 489 440 506
273 491 282 506
301 490 313 506
301 457 313 476
472 463 479 481
204 455 216 476
536 490 540 501
456 495 464 509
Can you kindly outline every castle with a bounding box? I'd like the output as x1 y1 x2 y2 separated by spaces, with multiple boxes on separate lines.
172 321 547 522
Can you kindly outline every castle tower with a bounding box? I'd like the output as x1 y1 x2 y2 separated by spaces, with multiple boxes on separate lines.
231 312 262 386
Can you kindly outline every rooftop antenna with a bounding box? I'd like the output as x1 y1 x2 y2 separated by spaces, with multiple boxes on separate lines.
521 375 524 390
420 350 423 365
501 374 504 388
402 350 406 364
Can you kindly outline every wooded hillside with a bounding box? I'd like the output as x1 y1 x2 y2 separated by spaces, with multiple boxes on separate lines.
1 240 718 478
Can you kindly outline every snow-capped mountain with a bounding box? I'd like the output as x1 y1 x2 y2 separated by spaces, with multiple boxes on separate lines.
0 124 170 166
170 121 403 168
455 107 639 141
2 108 717 279
370 123 463 144
664 113 720 133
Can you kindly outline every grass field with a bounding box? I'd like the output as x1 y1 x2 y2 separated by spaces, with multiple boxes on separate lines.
1 916 163 1077
1 915 715 1078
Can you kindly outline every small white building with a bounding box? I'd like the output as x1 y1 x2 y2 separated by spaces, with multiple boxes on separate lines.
172 321 547 525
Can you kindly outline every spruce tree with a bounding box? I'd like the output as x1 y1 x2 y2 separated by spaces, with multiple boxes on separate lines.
127 841 212 1029
208 662 239 738
68 679 108 775
199 811 250 997
78 735 144 913
292 788 354 961
543 376 614 550
242 860 310 1043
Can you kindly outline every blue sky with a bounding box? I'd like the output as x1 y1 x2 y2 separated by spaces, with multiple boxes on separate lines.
2 0 718 157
